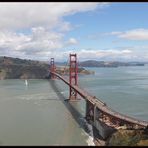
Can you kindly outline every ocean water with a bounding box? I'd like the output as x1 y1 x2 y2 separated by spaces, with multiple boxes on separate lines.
0 65 148 145
79 65 148 121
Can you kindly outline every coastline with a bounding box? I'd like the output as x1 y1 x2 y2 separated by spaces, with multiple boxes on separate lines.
92 125 107 146
94 138 106 146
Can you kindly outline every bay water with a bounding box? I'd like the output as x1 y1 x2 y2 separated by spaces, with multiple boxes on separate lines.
0 65 148 145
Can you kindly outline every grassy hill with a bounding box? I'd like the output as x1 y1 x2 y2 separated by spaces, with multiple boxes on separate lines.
0 56 49 79
0 56 94 79
79 60 145 67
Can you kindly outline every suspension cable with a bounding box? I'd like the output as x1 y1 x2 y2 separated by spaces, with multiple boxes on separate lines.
63 59 69 76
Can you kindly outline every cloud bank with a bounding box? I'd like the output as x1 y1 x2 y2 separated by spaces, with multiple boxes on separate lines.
0 2 110 61
0 3 147 62
111 28 148 40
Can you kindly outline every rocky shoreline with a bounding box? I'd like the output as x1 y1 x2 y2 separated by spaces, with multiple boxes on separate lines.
93 128 148 146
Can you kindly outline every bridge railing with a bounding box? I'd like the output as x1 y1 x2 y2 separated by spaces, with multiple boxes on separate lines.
95 100 148 126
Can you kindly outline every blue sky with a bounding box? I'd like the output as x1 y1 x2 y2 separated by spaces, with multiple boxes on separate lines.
64 2 148 49
0 2 148 62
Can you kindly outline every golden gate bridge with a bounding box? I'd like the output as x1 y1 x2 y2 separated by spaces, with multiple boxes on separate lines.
49 53 148 139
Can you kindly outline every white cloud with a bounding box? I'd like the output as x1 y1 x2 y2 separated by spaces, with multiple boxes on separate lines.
59 49 134 61
0 27 80 61
0 27 77 60
0 2 110 60
57 48 148 62
1 28 147 62
111 29 148 40
58 22 72 32
84 49 132 59
0 2 107 30
16 45 147 62
66 38 78 45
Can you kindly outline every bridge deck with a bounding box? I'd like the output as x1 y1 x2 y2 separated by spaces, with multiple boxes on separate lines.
51 72 148 128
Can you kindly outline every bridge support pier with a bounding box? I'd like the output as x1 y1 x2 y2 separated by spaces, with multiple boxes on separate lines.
85 100 94 122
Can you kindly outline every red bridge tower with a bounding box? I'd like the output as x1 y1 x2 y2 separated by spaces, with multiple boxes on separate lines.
50 58 56 79
69 53 78 100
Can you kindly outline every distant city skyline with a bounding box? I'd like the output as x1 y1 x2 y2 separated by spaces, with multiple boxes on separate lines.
0 2 148 62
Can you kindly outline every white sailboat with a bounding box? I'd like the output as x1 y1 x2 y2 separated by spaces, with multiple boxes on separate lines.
25 79 28 86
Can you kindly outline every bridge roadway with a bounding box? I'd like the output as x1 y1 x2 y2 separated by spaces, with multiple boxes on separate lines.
51 72 148 128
